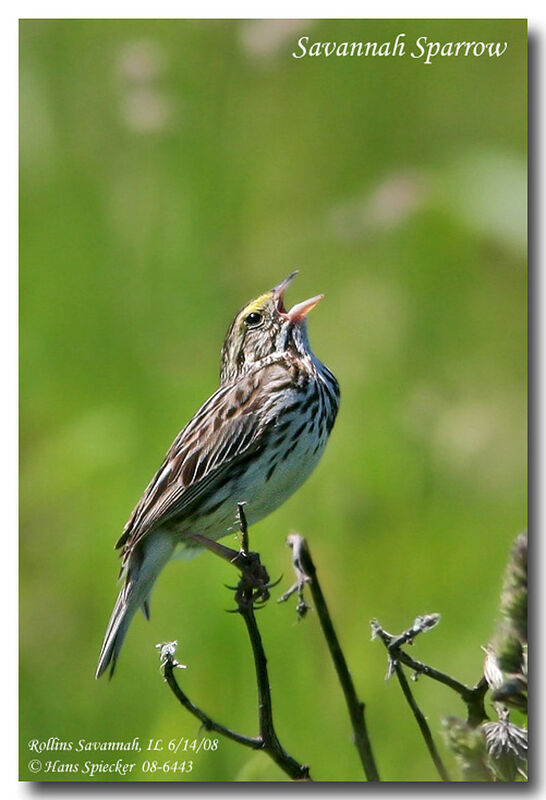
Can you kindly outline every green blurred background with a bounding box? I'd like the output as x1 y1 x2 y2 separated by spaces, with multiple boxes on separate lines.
20 19 526 782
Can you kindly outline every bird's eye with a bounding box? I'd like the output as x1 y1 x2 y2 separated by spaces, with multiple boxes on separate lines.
244 312 263 328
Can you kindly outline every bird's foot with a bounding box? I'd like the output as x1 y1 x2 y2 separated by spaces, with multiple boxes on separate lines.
185 506 279 611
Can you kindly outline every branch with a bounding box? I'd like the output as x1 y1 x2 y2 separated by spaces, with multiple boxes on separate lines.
160 507 311 782
159 642 262 750
234 506 310 779
371 616 451 780
280 533 380 782
392 661 450 781
371 617 489 728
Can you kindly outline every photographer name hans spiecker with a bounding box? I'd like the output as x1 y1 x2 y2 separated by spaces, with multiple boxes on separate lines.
292 33 508 64
28 736 142 753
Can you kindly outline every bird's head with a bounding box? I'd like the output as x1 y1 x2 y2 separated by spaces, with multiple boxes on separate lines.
220 271 323 383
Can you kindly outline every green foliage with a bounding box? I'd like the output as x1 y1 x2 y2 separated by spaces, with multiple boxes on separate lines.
499 532 528 643
442 717 491 781
489 532 528 717
494 622 524 676
444 533 528 781
20 19 526 782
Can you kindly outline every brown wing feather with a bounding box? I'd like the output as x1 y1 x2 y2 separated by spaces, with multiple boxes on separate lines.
115 369 275 561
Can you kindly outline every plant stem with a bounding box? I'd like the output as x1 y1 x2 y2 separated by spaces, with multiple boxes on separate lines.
372 619 488 728
393 662 450 781
238 602 310 779
162 652 261 750
285 534 380 782
161 510 311 781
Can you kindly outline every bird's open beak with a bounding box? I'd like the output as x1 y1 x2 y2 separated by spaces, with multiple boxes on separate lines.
286 294 324 322
272 271 323 322
271 271 298 312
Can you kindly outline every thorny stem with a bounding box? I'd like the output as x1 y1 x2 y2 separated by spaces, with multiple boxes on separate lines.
281 534 380 782
398 653 488 728
160 509 311 782
393 662 450 782
238 601 309 779
160 648 261 750
371 616 489 782
371 618 489 728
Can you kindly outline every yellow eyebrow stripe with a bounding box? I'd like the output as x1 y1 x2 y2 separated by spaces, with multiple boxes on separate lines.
239 293 271 319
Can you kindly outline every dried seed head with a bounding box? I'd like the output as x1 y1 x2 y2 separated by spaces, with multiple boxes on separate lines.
483 716 528 781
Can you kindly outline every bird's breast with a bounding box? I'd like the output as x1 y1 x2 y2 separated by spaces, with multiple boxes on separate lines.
172 370 337 550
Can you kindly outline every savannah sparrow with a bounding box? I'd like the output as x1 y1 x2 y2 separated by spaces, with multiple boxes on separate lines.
96 271 340 678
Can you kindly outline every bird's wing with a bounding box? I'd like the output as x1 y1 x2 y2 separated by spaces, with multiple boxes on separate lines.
115 370 279 561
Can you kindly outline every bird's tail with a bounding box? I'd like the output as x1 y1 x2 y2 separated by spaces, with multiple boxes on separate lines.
95 587 137 679
96 530 177 679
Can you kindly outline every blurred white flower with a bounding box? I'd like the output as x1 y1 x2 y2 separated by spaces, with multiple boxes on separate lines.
120 86 172 133
329 149 526 253
239 19 312 59
365 173 428 228
115 39 174 133
117 39 167 83
329 172 428 240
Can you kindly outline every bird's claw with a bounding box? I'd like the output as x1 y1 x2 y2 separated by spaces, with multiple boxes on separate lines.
234 551 271 608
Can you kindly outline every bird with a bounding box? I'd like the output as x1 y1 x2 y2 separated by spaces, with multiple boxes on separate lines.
96 271 340 678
